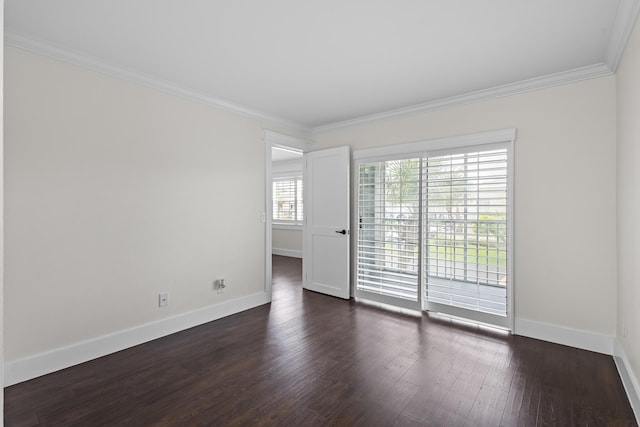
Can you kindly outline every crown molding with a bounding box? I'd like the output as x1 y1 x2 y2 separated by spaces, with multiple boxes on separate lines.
7 17 632 138
312 63 613 134
314 2 639 135
4 30 310 133
605 0 640 72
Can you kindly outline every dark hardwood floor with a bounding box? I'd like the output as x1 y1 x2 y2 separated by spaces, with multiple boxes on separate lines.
5 255 637 426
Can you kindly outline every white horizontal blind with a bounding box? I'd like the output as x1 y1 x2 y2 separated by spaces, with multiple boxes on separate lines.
273 177 303 223
424 149 508 316
357 158 421 301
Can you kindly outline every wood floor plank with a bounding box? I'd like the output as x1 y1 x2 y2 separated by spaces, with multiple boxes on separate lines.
4 255 637 426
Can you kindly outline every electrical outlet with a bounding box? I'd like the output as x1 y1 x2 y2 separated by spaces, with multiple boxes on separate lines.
214 278 226 294
159 293 169 307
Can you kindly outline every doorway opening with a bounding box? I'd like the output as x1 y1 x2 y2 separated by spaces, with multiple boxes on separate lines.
271 146 304 259
263 131 313 300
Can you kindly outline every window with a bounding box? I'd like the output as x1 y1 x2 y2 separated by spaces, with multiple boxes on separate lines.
354 129 514 329
273 176 303 224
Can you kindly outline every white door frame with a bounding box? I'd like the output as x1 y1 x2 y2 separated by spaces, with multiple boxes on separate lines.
263 131 314 300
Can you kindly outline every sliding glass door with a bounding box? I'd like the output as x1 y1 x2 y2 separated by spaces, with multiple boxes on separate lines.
355 137 513 329
423 146 510 328
356 158 422 310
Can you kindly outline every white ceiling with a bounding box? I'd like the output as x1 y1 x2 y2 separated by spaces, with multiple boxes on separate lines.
5 1 639 132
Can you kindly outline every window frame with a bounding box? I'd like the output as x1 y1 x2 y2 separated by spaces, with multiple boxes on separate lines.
272 173 304 229
353 129 515 331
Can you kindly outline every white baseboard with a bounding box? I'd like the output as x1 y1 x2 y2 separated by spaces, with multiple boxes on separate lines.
614 339 640 423
4 291 270 386
515 318 614 355
272 248 302 258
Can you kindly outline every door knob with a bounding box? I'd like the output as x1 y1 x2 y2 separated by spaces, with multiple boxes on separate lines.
335 229 347 235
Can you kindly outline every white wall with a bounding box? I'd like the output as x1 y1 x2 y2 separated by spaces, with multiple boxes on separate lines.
616 13 640 405
272 228 303 257
4 47 272 365
315 76 618 338
272 158 303 257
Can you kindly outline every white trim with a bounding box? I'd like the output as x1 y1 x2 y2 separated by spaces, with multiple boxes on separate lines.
265 140 273 299
263 130 314 152
4 31 309 132
353 128 516 161
0 4 5 414
614 339 640 423
4 291 270 386
506 139 516 332
272 248 303 259
7 29 629 136
514 318 614 355
605 0 640 72
313 64 612 134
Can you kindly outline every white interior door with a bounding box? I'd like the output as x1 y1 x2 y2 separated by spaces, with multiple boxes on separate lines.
303 146 350 299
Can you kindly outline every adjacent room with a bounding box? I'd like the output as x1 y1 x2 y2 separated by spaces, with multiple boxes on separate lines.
2 1 640 425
